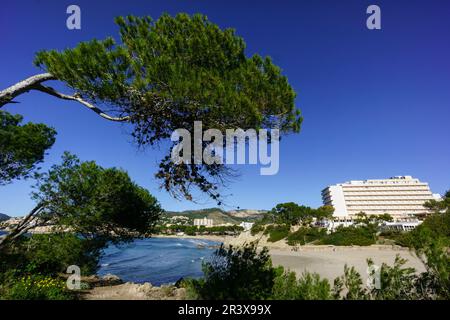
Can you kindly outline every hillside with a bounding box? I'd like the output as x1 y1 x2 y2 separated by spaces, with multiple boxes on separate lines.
164 208 265 225
0 213 10 222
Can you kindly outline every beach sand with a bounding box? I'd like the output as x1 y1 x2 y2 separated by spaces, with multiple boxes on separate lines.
154 232 426 283
270 246 426 283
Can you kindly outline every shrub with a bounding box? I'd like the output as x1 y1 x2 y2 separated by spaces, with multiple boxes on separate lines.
319 226 376 246
395 210 450 249
0 233 102 280
287 227 326 245
1 274 73 300
25 233 102 276
264 225 290 242
187 243 277 299
250 223 265 236
272 269 332 300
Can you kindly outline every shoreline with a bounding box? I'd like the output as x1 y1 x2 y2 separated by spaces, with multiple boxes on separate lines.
151 234 228 243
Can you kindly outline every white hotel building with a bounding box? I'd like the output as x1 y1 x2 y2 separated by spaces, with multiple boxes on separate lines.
321 176 440 220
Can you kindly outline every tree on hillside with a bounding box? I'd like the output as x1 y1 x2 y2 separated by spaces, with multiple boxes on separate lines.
424 190 450 212
0 110 56 185
0 13 302 201
0 152 163 250
314 205 334 221
268 202 317 226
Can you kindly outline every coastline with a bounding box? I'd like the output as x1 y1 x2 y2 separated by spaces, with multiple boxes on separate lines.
151 233 228 244
152 232 427 284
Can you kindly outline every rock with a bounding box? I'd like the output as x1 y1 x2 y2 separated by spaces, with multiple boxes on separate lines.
101 274 123 285
138 282 153 294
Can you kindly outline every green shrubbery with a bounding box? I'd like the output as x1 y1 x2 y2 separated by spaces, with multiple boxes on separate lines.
0 233 102 300
250 223 265 236
186 239 449 300
264 225 290 242
0 274 72 300
286 227 326 245
186 243 277 299
163 224 243 236
319 226 376 246
272 270 332 300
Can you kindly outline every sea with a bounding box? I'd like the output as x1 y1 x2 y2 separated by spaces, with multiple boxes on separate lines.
97 237 220 285
0 230 220 286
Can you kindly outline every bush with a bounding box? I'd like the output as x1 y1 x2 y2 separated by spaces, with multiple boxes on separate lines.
272 269 332 300
1 274 73 300
395 210 450 249
0 233 101 280
319 226 376 246
187 243 277 299
250 223 265 236
264 225 290 242
287 227 326 245
25 233 102 276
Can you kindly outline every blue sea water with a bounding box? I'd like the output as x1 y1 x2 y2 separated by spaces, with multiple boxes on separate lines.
98 237 220 286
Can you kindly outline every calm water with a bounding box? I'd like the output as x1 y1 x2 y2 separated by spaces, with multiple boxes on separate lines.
0 231 218 285
98 237 220 285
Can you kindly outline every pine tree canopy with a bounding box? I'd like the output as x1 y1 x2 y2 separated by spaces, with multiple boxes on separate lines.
1 13 302 201
0 110 56 185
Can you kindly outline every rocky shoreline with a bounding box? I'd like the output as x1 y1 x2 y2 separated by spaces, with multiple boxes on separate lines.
78 274 186 300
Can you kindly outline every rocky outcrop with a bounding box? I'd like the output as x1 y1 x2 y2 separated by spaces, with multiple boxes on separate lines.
80 274 186 300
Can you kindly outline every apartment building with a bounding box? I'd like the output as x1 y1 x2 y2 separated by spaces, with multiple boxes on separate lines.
193 217 214 227
322 176 440 219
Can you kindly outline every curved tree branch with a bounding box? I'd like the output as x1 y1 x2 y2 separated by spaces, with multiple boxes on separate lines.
0 73 56 106
32 84 130 122
0 73 130 122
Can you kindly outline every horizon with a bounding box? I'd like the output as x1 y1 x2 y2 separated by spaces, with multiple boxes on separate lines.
1 0 449 216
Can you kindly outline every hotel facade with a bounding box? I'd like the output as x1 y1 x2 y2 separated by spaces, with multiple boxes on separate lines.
322 176 440 219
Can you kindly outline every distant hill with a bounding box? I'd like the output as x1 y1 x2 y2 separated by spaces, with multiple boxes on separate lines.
0 213 10 222
164 208 265 225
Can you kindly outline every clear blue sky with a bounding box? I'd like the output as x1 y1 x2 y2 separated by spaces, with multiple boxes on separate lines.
1 0 449 216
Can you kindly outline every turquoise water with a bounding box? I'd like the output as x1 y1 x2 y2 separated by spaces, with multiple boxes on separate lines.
98 237 220 285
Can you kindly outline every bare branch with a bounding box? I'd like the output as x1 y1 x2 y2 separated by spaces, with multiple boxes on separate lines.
33 84 130 122
0 73 56 106
0 73 130 122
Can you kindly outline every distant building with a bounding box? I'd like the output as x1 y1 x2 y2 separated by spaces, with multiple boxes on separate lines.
193 217 214 227
322 176 440 219
239 222 254 231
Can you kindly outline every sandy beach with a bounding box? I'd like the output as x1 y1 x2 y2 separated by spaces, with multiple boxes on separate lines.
270 246 426 283
156 232 426 283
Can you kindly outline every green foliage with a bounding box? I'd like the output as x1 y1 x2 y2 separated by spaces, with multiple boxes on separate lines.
272 269 332 300
264 225 290 242
163 224 243 236
287 227 326 245
332 265 367 300
0 110 56 185
187 236 449 300
188 243 277 299
32 152 163 243
33 13 302 201
250 223 265 236
267 203 315 225
0 233 101 288
262 203 334 227
24 233 101 275
320 225 376 246
395 195 450 249
0 274 72 300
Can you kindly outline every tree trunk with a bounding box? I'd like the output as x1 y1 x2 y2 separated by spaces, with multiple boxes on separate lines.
0 73 55 107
